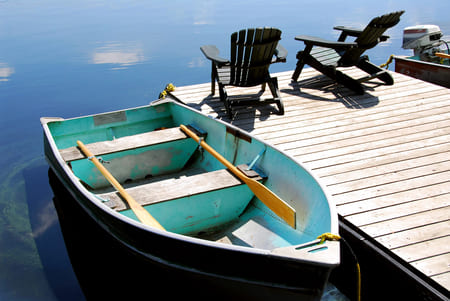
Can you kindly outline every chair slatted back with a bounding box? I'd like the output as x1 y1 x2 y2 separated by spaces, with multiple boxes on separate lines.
230 28 281 86
339 11 404 66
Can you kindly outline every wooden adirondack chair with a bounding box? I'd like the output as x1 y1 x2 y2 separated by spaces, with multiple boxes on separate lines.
292 11 404 94
201 27 287 118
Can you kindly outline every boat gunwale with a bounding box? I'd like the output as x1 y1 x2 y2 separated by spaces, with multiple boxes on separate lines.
394 55 450 69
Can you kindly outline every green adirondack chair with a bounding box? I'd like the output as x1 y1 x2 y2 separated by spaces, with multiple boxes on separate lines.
292 11 404 94
201 27 287 118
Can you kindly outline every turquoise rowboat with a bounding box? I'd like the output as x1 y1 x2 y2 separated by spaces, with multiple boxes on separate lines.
41 98 340 300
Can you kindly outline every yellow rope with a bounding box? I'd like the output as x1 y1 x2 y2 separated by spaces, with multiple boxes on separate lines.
317 232 361 301
317 232 341 244
165 83 176 92
356 262 361 301
159 83 176 99
380 54 394 69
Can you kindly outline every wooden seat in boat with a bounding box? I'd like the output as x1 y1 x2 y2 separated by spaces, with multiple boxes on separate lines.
98 165 264 235
98 165 262 211
59 127 191 162
63 126 205 189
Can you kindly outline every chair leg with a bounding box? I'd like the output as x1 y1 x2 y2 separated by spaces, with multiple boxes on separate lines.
218 83 232 118
292 51 306 81
276 97 284 115
292 44 313 81
267 77 284 115
261 83 266 92
357 59 394 85
211 63 217 95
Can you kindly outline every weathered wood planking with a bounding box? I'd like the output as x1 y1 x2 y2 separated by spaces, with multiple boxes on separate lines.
171 67 450 291
97 164 261 211
60 127 188 161
98 168 244 211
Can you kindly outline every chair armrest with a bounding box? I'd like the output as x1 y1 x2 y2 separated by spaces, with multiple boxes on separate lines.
273 43 288 63
200 45 229 66
333 26 390 41
333 26 363 37
295 35 357 50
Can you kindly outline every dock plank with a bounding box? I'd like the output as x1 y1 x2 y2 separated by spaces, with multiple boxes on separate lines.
171 68 450 292
433 273 450 290
346 194 450 227
338 182 450 216
391 235 450 262
279 119 450 161
332 170 450 205
300 133 450 170
411 254 450 279
360 206 450 238
320 151 450 186
292 128 450 165
375 220 450 249
250 90 450 139
314 142 450 179
262 106 450 148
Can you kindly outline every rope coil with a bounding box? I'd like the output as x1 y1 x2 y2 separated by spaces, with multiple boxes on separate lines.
159 83 176 99
317 232 341 244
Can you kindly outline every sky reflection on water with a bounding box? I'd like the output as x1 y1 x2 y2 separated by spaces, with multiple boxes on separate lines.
90 42 146 69
0 1 449 300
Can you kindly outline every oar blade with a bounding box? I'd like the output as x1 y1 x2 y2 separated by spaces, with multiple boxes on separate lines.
129 201 165 229
180 124 297 229
245 178 296 228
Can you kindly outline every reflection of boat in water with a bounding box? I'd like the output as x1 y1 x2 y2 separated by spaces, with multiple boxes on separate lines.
395 24 450 88
24 164 85 301
41 99 340 300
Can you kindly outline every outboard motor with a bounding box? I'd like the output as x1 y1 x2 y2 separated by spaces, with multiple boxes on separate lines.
402 25 447 61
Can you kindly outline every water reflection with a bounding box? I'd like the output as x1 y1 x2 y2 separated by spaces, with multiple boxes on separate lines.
31 199 59 239
192 1 215 25
25 164 85 301
90 42 145 70
0 63 14 81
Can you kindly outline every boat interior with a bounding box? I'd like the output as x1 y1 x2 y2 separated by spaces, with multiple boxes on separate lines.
48 104 323 250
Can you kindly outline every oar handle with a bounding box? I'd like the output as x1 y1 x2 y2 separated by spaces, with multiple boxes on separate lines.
76 140 165 230
180 125 246 181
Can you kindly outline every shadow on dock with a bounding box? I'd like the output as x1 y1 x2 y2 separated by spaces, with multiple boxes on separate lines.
282 78 380 109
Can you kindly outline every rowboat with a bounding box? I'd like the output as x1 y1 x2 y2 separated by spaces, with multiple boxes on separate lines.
41 98 339 300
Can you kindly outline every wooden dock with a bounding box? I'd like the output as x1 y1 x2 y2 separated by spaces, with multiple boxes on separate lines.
170 67 449 296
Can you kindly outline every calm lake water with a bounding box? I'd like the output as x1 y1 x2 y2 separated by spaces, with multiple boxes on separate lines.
1 1 449 300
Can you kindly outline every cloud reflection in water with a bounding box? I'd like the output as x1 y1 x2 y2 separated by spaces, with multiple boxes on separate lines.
0 63 14 81
91 42 145 70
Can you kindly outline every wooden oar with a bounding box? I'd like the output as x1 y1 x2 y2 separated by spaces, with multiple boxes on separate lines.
435 52 450 59
180 125 296 228
76 140 165 230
